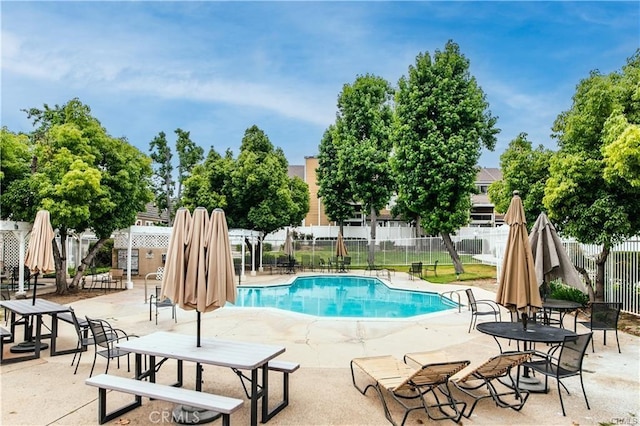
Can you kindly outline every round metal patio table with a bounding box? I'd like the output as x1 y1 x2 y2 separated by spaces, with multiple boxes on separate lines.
542 299 583 329
476 321 578 392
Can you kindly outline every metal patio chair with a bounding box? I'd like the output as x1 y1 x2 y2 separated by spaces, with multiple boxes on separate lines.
523 333 592 416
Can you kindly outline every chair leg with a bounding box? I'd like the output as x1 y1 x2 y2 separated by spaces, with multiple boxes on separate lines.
579 372 590 410
89 352 98 377
556 380 566 416
74 349 83 375
615 330 621 353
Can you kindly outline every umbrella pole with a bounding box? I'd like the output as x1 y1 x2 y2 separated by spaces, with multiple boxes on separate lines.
31 272 39 305
197 311 201 347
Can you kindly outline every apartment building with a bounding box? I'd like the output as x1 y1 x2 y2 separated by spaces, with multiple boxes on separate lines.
291 157 503 228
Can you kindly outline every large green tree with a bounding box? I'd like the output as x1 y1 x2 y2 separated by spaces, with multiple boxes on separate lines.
149 131 174 223
11 99 154 294
0 128 34 218
392 41 498 274
316 125 355 233
181 125 309 255
229 126 309 233
181 147 233 212
333 74 395 265
488 133 553 227
545 51 640 301
175 128 204 203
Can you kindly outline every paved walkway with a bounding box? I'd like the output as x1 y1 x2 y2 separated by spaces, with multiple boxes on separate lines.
1 271 638 425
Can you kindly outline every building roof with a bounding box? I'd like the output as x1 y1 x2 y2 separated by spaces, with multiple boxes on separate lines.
288 165 305 180
476 167 502 183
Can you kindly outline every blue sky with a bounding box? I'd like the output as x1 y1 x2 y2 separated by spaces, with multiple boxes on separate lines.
2 1 638 168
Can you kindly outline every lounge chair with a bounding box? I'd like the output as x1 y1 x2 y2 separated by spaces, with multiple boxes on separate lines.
350 355 470 425
452 351 533 418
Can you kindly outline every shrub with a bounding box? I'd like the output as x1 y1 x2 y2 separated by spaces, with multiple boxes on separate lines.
548 280 589 305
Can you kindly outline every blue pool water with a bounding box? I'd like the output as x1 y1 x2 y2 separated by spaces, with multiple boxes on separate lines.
232 276 458 318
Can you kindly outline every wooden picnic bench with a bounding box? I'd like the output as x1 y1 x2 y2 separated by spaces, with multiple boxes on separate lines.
86 374 244 425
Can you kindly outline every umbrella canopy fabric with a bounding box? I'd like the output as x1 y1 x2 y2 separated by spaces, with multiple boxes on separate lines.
335 232 348 258
160 207 236 347
25 210 55 304
529 212 588 294
161 208 191 306
183 207 210 312
496 192 542 314
204 208 236 311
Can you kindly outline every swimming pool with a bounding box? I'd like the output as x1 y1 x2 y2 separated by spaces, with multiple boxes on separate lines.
232 275 458 318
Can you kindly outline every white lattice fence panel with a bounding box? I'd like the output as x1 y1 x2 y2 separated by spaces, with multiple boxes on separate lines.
113 233 170 249
1 232 26 269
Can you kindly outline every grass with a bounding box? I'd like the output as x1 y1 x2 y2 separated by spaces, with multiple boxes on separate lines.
412 263 497 284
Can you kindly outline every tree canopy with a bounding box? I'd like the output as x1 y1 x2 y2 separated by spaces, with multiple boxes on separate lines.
7 98 153 294
392 41 498 274
181 125 309 237
545 50 640 301
330 74 395 264
316 125 355 231
488 133 553 228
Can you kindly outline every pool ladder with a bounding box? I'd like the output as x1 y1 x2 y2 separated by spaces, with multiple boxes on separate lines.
440 289 468 313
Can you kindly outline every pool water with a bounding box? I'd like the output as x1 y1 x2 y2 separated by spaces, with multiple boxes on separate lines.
232 275 458 318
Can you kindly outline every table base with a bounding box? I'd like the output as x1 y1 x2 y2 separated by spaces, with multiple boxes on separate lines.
10 341 49 353
173 405 221 424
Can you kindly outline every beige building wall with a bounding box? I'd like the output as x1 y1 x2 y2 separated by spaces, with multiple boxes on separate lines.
303 156 331 226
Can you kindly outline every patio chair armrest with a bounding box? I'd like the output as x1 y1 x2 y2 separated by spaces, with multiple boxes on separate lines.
474 300 501 312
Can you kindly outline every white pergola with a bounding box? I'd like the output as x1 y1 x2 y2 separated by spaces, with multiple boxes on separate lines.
0 220 33 295
2 221 263 295
114 225 264 288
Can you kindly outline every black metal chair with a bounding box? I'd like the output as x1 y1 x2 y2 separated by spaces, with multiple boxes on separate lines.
465 288 502 333
578 302 621 353
408 262 422 280
10 266 31 291
66 308 93 375
318 258 327 273
342 256 351 271
523 333 592 416
85 316 136 377
149 285 177 325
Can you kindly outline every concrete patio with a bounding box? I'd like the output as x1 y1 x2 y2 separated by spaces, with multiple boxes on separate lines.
1 271 638 425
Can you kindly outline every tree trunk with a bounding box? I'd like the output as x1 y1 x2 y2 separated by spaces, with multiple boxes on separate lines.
67 237 109 291
440 232 465 276
52 234 69 295
594 244 610 302
368 206 377 266
574 265 596 302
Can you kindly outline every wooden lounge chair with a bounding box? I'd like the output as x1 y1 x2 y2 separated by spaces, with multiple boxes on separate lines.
350 355 470 425
452 351 533 418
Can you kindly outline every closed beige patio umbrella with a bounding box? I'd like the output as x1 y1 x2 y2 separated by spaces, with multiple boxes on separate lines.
283 229 294 259
160 208 191 306
336 231 348 258
161 207 236 346
160 207 236 424
529 212 588 297
25 210 55 305
496 191 541 327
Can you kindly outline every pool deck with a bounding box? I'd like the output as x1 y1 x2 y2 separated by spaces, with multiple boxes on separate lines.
1 270 638 425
